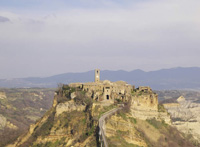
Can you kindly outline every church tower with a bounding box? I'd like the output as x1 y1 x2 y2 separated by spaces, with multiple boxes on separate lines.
95 69 100 82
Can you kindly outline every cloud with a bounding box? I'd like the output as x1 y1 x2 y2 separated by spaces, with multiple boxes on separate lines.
0 0 200 78
0 16 10 22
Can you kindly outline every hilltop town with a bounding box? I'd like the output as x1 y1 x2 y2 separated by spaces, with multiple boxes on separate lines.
69 69 171 124
69 69 133 103
6 69 197 147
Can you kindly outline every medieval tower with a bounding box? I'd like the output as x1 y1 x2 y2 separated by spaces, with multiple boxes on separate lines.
95 69 100 82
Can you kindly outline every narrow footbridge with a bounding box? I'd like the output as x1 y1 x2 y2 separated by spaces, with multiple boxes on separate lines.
99 107 122 147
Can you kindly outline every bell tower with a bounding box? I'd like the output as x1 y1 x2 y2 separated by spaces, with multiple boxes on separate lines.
95 69 100 82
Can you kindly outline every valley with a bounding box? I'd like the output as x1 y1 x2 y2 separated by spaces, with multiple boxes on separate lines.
0 88 55 147
1 72 200 146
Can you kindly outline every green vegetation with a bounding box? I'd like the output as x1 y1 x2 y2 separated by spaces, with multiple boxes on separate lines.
0 128 24 147
146 118 168 129
117 110 127 121
34 110 55 137
2 87 199 147
129 117 137 124
85 136 98 147
21 106 93 147
20 108 56 147
116 130 129 136
131 89 137 96
79 124 95 142
171 117 185 122
56 85 93 107
32 137 66 147
56 85 75 103
158 104 166 112
74 91 92 106
108 130 139 147
108 110 196 147
141 118 196 146
98 104 117 118
115 98 122 103
62 85 70 90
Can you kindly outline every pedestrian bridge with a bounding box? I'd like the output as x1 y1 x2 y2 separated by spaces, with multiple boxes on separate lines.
98 107 121 147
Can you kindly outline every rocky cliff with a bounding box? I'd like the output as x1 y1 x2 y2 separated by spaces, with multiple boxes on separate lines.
7 85 118 147
7 85 198 147
130 88 171 124
163 96 200 142
105 110 195 147
0 91 6 99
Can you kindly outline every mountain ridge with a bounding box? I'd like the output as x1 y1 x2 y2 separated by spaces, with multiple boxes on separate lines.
1 67 200 90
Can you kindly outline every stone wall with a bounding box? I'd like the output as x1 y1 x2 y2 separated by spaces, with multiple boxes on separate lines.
55 100 85 116
131 94 158 111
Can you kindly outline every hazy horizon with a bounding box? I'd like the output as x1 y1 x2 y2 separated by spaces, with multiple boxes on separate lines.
1 0 200 79
0 66 199 79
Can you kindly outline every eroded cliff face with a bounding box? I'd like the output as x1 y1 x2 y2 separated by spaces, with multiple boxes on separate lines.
7 85 198 147
130 89 171 124
105 113 147 147
105 110 195 147
164 96 200 142
7 86 98 147
55 100 85 116
8 85 117 147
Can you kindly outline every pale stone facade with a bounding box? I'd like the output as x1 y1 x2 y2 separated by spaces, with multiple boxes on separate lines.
69 69 133 103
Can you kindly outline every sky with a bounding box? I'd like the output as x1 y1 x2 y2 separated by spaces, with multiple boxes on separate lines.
0 0 200 79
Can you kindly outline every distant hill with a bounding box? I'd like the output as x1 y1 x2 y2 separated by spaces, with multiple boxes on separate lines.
1 67 200 90
0 88 55 146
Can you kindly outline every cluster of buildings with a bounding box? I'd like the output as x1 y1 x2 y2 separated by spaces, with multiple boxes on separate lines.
69 69 134 102
69 69 155 104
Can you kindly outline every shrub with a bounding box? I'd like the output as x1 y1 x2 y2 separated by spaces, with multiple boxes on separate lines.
32 138 66 147
62 85 70 90
115 98 122 103
123 100 131 113
146 118 163 129
117 111 127 121
56 95 68 104
34 111 55 137
129 117 137 124
158 104 166 112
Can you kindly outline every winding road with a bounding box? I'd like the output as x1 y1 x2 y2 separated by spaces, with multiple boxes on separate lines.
99 107 122 147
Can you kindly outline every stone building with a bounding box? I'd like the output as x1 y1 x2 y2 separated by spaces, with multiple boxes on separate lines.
69 69 133 103
70 69 171 123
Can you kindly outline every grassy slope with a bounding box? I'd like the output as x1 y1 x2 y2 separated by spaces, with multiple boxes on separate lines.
3 87 199 147
19 85 119 147
107 110 198 147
